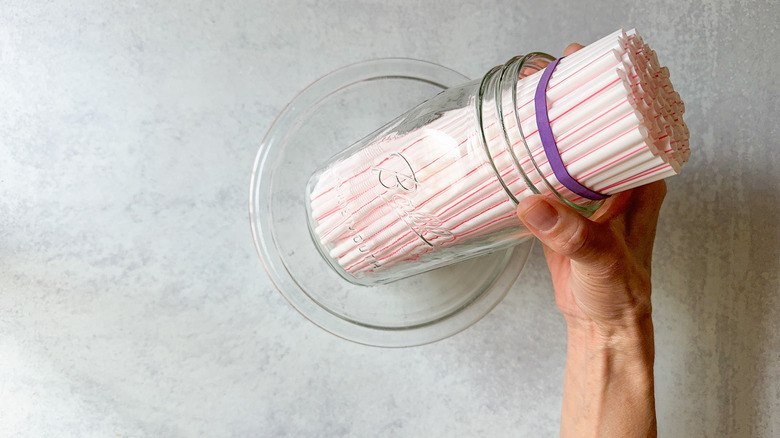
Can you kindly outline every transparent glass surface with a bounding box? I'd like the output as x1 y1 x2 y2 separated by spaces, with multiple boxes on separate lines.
250 58 534 347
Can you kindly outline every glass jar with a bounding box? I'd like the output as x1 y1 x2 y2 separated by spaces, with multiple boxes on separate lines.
305 53 604 285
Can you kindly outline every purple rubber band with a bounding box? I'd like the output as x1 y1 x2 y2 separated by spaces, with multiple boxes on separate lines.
534 57 609 200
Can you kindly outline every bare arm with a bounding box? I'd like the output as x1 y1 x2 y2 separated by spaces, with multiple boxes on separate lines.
517 178 663 437
560 312 656 436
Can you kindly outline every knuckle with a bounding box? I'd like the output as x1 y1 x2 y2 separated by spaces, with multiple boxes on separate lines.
555 219 589 256
595 256 625 279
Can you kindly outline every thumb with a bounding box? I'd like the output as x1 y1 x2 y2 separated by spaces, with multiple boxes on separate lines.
516 196 618 266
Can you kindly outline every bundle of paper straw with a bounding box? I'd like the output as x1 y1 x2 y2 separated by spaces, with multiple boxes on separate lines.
308 29 689 276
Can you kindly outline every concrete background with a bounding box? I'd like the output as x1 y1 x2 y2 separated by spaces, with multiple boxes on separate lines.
1 0 778 436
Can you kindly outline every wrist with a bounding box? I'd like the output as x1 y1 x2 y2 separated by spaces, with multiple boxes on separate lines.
561 314 657 437
565 313 655 364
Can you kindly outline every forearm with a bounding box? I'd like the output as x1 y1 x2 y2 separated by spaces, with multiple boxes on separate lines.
560 316 656 437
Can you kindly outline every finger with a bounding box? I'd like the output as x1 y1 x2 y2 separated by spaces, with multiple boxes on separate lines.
563 43 584 56
588 189 634 223
621 180 667 254
524 43 583 77
623 180 667 223
541 242 569 274
516 195 618 268
585 179 666 229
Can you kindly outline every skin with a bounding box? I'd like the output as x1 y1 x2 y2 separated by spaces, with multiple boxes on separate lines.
515 43 663 438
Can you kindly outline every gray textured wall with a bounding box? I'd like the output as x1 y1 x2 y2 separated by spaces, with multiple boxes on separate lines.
2 0 778 436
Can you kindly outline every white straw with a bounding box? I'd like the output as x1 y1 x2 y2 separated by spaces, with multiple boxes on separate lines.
308 29 690 276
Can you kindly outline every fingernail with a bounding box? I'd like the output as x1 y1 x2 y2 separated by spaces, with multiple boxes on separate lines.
521 200 559 231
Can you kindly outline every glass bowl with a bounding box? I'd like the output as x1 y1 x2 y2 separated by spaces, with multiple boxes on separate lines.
250 58 533 347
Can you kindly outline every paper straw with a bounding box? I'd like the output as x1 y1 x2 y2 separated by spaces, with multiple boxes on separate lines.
308 29 690 276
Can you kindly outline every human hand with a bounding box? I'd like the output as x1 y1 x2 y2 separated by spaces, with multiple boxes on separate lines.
517 43 667 337
517 180 666 334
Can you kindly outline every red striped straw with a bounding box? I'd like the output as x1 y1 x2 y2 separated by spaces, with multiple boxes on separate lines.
308 29 689 275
